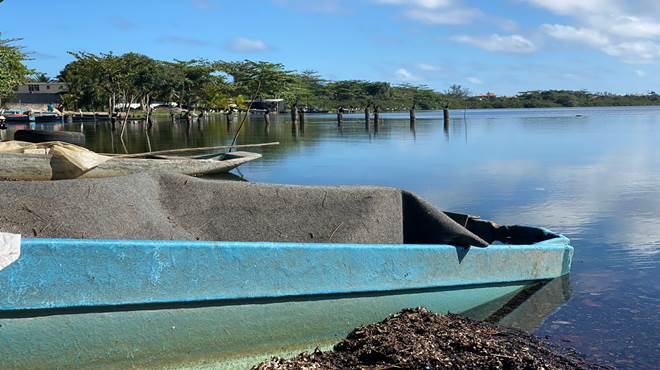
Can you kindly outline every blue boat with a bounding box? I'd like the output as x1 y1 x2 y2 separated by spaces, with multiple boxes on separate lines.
0 110 35 123
0 173 574 369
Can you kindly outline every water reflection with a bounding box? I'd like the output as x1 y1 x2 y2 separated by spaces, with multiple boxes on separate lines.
3 107 659 369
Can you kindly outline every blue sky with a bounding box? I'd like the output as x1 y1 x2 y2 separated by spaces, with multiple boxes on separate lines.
2 0 659 95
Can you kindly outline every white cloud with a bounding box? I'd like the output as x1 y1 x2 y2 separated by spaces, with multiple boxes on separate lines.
636 69 646 77
375 0 453 9
607 16 660 39
524 0 618 16
417 63 445 72
395 68 420 81
530 0 660 63
228 37 269 53
541 24 609 48
602 41 660 64
375 0 518 30
405 7 481 25
452 34 537 53
374 0 486 26
467 77 483 84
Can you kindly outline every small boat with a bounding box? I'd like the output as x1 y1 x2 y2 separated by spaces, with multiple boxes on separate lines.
0 142 261 180
33 111 63 123
0 110 34 123
0 173 574 369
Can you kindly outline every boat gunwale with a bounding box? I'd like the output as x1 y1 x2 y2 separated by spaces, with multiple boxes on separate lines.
21 229 569 250
1 230 573 314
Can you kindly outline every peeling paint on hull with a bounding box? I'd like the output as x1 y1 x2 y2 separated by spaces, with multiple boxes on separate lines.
0 235 573 369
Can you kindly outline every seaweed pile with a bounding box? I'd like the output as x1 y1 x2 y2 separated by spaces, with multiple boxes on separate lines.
254 308 606 370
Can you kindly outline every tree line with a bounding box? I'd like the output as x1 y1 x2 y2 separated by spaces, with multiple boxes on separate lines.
2 38 659 113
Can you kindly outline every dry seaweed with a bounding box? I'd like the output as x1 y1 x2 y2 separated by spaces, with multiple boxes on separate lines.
254 308 608 370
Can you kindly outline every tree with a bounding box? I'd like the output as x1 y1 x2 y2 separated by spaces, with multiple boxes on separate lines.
30 72 51 82
0 35 33 106
446 84 470 98
216 60 295 100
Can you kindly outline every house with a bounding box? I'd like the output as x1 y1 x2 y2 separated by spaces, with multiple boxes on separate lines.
248 99 286 113
6 82 69 112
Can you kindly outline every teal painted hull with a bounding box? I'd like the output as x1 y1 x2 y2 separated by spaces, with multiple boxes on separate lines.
0 235 573 368
0 280 572 369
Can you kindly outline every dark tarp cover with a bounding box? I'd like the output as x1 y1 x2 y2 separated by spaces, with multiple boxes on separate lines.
0 172 491 247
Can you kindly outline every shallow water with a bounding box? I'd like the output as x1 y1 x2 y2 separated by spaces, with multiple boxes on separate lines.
5 106 659 368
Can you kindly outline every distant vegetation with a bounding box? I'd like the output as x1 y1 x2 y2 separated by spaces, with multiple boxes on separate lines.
3 50 660 112
0 35 33 106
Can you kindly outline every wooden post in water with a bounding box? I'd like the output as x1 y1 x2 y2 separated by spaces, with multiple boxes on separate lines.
291 103 297 124
364 105 370 126
410 104 416 124
373 105 380 123
298 108 305 130
290 107 297 133
337 107 344 126
443 105 450 127
264 108 271 126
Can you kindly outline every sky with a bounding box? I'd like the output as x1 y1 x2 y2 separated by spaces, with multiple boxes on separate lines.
2 0 659 95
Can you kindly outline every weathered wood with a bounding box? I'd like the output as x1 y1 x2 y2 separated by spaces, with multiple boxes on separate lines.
290 104 297 123
0 151 262 181
298 108 305 127
337 107 344 126
443 107 450 126
112 142 280 158
264 110 271 126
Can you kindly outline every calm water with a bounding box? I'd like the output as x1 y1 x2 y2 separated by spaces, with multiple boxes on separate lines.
5 107 659 368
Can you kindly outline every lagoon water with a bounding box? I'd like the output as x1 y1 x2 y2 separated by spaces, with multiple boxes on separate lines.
5 106 659 368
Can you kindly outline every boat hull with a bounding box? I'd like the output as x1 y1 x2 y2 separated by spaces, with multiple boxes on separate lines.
1 237 572 311
0 236 572 368
0 151 261 180
3 115 34 123
0 281 555 369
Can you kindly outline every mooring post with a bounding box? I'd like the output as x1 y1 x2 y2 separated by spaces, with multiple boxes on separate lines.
264 108 271 126
291 104 297 124
364 106 370 126
443 105 450 126
374 105 380 123
337 107 344 126
410 104 416 124
299 108 305 128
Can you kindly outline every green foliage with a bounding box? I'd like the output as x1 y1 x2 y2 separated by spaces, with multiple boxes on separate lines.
0 35 33 105
57 52 660 112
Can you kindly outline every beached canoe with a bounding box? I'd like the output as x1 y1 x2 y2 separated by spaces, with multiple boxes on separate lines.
0 150 261 180
0 173 573 369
